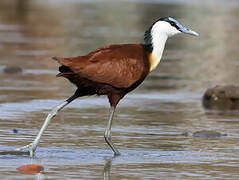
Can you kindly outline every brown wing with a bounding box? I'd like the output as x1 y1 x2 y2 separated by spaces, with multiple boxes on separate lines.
55 44 149 88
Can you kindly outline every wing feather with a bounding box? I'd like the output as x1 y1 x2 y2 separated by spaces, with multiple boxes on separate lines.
56 44 149 88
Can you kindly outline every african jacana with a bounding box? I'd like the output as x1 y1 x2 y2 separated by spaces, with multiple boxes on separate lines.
17 17 198 157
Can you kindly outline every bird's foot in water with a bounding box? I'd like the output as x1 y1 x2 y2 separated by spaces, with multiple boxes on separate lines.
16 142 36 157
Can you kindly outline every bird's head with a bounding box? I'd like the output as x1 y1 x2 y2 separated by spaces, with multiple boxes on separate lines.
144 17 199 51
152 17 199 37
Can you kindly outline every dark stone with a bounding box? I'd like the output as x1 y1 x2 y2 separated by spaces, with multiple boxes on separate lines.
13 129 18 133
3 66 22 74
203 85 239 109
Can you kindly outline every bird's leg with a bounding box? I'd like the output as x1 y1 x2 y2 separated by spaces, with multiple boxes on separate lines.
104 106 120 155
16 91 80 157
16 101 69 157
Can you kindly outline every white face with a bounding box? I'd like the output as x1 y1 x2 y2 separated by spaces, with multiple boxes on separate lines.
151 21 181 37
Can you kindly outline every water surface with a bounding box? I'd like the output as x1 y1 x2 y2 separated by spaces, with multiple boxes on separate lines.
1 0 239 179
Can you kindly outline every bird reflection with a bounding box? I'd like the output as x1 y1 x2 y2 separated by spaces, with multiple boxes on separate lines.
103 156 115 180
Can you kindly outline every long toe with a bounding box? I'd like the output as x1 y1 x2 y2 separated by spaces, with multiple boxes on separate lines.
15 144 29 151
16 143 36 157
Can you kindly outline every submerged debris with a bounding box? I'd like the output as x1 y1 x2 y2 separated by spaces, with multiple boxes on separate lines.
182 130 227 138
3 66 22 74
193 130 227 138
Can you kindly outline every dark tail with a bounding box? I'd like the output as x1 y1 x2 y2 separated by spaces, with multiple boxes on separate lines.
56 65 74 77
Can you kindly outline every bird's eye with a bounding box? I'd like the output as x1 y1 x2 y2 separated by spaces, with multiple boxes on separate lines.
170 22 175 26
169 22 180 30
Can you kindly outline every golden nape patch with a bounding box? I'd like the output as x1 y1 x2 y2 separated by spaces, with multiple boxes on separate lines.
148 53 162 72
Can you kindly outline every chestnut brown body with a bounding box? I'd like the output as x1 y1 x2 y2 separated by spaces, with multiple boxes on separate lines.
54 44 150 107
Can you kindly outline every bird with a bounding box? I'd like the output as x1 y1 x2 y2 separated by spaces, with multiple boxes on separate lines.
16 17 199 157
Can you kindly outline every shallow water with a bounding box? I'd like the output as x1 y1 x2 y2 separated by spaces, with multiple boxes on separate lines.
1 0 239 179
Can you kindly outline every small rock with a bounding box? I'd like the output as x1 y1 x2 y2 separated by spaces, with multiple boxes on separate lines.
3 66 22 74
203 85 239 109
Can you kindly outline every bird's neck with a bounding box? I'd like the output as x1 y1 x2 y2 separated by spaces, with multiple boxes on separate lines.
148 34 168 72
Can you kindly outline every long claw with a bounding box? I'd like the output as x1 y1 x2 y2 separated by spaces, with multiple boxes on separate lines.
16 143 30 151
